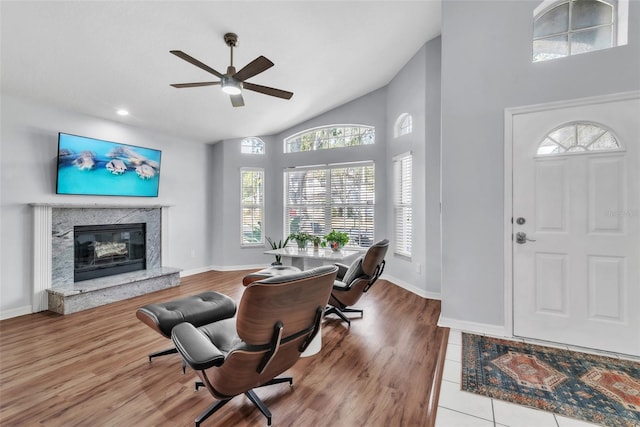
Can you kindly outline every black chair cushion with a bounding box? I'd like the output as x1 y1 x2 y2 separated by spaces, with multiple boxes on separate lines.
138 291 236 337
340 256 365 287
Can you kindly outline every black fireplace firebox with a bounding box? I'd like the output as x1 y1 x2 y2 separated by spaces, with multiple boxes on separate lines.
74 223 146 282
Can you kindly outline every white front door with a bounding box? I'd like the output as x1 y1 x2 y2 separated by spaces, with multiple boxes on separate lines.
512 94 640 356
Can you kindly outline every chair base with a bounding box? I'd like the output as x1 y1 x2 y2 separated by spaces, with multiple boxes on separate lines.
324 306 363 326
148 347 178 362
194 377 293 426
149 347 187 373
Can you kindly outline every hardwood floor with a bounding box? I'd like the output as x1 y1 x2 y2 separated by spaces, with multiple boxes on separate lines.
0 270 448 426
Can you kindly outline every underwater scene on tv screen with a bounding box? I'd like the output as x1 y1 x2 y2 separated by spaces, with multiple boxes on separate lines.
56 133 161 197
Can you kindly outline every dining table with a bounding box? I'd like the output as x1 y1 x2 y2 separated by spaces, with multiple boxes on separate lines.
264 246 360 271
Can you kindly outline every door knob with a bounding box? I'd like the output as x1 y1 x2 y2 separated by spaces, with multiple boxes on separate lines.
515 232 536 244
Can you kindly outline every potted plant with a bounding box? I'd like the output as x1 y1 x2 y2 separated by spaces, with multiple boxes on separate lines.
322 230 349 251
289 232 312 249
266 235 290 265
312 235 322 251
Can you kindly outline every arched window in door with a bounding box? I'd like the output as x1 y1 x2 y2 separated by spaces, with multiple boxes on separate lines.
536 122 621 155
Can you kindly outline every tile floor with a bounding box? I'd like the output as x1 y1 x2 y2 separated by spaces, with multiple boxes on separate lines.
434 330 638 427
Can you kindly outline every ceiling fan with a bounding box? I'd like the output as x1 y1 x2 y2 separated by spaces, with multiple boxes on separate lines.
169 32 293 107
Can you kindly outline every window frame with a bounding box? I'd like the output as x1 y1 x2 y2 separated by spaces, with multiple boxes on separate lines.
240 137 265 155
283 161 375 248
394 113 413 138
283 124 375 153
393 152 413 258
240 167 265 247
535 121 623 157
532 0 627 62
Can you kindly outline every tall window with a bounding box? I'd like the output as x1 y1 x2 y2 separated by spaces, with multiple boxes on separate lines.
284 125 375 153
533 0 628 62
240 168 264 246
393 153 412 257
394 113 413 138
241 137 265 154
284 162 375 247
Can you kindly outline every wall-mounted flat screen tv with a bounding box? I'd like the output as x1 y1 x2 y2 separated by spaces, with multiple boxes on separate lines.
56 133 162 197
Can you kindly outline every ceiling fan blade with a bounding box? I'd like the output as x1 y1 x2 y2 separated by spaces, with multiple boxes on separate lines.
243 82 293 100
232 56 274 82
230 94 245 107
170 82 220 88
170 50 224 79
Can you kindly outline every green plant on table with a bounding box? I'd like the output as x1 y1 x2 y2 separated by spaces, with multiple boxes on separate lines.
322 230 349 251
266 235 291 264
289 232 312 249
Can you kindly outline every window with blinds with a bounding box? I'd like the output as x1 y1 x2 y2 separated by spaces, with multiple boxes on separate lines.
240 168 264 246
394 153 412 257
284 162 374 248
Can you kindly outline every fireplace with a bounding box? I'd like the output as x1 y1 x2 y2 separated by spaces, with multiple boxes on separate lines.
74 223 146 282
32 204 179 315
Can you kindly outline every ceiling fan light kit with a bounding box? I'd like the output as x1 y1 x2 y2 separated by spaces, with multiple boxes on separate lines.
170 32 293 107
221 76 241 95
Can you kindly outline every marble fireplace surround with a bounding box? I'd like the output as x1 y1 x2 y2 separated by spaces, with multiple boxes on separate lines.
31 203 178 314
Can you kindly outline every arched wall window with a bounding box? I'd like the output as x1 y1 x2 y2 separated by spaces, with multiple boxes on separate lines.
536 122 621 155
533 0 629 62
284 124 375 153
241 137 265 154
394 113 413 138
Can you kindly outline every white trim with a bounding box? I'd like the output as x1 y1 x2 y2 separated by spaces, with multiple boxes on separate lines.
0 305 33 320
438 315 508 338
32 205 52 312
503 90 640 340
381 274 440 300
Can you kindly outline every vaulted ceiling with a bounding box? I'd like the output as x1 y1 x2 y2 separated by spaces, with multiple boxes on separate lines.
1 1 441 143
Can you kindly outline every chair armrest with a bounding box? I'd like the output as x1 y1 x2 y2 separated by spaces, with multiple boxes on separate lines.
334 263 350 280
171 322 225 371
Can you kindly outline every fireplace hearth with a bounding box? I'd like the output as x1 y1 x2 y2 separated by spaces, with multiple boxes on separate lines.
74 223 146 282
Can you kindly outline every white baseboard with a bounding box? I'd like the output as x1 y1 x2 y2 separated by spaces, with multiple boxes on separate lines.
0 305 33 320
437 315 508 337
382 274 441 300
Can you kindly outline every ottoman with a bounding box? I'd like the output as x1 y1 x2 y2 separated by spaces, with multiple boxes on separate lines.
242 265 301 286
137 291 237 363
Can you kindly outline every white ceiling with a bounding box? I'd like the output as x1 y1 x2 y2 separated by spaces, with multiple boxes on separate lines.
1 1 441 144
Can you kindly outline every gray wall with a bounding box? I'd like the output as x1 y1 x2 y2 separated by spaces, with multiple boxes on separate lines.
0 94 213 318
385 37 442 297
440 1 640 330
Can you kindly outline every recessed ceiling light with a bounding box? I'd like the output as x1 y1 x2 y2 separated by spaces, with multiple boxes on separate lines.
116 109 129 116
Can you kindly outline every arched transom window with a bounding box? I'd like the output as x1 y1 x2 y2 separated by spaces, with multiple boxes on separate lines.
284 125 375 153
241 137 265 154
537 122 621 155
394 113 413 138
533 0 628 62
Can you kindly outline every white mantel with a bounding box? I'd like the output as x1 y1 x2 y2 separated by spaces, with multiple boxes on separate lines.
31 203 172 312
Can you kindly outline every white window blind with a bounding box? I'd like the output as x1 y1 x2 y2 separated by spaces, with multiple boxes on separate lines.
240 168 264 246
284 162 375 247
394 153 412 257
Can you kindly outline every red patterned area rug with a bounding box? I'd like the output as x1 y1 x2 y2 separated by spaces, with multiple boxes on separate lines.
462 333 640 427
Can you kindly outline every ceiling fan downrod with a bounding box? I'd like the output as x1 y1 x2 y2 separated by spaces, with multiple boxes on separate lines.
224 32 238 73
